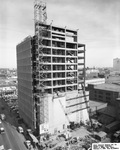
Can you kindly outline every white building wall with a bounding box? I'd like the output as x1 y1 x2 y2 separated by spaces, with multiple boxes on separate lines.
85 78 105 87
48 96 69 134
66 90 89 123
40 90 89 135
113 58 120 71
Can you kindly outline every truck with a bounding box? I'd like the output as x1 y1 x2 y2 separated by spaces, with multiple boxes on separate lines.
93 131 107 141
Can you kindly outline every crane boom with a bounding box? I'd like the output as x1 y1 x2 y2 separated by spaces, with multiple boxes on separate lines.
59 100 70 123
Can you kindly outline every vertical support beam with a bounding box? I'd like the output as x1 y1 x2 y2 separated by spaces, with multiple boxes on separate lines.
50 24 53 94
84 45 86 89
76 29 79 91
65 26 67 92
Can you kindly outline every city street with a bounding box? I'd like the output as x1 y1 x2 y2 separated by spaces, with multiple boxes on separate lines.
0 121 28 150
0 97 28 150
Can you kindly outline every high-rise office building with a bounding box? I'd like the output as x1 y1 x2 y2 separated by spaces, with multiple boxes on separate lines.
16 1 89 134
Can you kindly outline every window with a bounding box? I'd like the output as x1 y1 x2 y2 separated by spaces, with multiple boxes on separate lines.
99 91 103 94
106 97 111 101
106 92 110 96
99 95 103 98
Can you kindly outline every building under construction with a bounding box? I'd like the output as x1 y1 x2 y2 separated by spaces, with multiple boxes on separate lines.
16 0 89 135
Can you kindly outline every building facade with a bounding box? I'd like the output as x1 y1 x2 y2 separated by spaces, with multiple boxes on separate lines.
16 37 34 128
85 78 105 88
89 83 120 106
113 58 120 71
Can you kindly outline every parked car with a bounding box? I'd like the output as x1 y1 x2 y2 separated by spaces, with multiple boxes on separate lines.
18 126 24 133
25 140 32 149
0 145 5 150
0 127 5 134
0 114 5 120
27 129 32 134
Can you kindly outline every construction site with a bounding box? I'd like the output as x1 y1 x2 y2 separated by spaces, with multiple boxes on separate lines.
16 0 104 149
33 0 90 133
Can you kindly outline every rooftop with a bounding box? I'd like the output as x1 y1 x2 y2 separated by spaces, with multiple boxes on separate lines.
94 83 120 92
89 100 107 112
98 105 116 118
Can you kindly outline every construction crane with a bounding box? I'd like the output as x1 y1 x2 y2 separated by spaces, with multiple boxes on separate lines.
81 83 89 108
80 82 93 128
59 99 80 130
34 0 47 25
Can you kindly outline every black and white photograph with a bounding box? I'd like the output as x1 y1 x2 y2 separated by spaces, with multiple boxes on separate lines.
0 0 120 149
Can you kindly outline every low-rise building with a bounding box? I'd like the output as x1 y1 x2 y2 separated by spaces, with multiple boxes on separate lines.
85 78 105 89
86 69 99 79
105 74 120 85
89 83 120 106
89 83 120 124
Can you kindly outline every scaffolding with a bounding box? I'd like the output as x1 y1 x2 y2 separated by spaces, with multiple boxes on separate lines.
33 24 88 130
34 0 47 25
33 0 88 130
34 0 48 130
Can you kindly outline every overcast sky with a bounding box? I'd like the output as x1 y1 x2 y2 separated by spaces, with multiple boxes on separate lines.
0 0 120 68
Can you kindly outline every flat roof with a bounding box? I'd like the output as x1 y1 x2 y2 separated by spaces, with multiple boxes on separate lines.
96 131 107 137
89 100 107 112
86 78 105 82
98 106 116 118
106 121 120 129
89 100 107 108
38 22 78 32
98 114 114 125
94 83 120 92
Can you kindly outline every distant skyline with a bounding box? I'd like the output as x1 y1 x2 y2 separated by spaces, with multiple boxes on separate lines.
0 0 120 68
